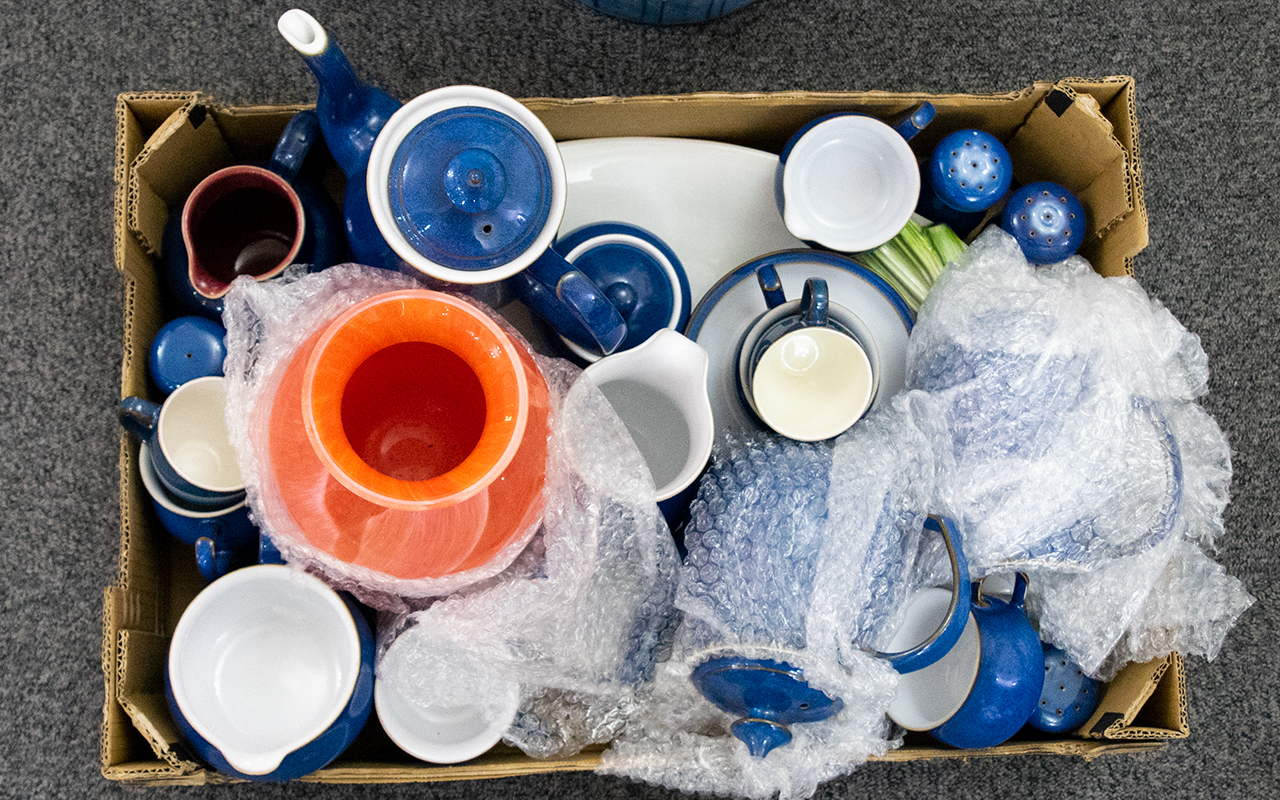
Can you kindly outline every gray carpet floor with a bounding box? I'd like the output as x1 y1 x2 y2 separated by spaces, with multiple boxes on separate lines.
1 0 1276 797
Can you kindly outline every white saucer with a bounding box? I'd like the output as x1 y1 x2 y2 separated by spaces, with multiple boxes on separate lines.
557 137 807 311
687 250 913 443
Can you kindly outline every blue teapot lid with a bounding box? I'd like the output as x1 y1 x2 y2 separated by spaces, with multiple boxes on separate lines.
552 223 690 358
691 656 843 758
387 106 554 272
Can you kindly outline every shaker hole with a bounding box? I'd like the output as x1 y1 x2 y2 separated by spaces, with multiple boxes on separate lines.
482 224 493 235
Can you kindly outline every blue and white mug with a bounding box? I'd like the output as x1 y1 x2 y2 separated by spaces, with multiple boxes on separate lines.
736 266 879 442
118 375 244 510
137 442 258 582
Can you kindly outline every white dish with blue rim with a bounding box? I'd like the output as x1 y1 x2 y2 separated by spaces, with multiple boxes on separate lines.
557 137 807 311
687 250 914 443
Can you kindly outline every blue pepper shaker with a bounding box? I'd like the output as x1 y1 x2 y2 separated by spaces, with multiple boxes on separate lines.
1026 645 1103 733
1001 181 1087 264
918 129 1013 235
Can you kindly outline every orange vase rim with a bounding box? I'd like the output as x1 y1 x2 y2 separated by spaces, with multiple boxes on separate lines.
302 289 529 510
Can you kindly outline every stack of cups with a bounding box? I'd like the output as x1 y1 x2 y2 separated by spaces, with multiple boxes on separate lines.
120 371 265 582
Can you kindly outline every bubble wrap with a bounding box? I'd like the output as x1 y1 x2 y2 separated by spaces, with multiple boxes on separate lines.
600 434 903 800
903 228 1253 677
220 264 551 609
375 369 681 758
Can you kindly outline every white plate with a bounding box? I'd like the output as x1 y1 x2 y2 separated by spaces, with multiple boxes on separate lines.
557 137 807 311
687 250 914 443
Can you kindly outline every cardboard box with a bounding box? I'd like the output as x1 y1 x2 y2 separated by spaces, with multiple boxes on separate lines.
104 80 1186 785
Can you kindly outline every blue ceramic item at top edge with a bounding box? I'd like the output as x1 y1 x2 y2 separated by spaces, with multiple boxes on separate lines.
148 316 228 395
578 0 760 24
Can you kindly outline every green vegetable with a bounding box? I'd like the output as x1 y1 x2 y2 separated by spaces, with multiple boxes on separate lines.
852 220 967 311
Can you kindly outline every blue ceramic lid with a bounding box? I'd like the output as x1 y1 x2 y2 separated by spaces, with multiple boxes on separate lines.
387 106 554 272
691 656 843 757
553 223 690 357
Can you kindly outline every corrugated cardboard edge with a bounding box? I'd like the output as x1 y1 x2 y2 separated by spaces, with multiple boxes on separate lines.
1080 653 1189 740
103 85 1164 784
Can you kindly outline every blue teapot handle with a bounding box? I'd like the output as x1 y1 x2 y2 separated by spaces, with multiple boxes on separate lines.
267 110 322 183
875 514 973 674
517 248 628 355
118 396 160 442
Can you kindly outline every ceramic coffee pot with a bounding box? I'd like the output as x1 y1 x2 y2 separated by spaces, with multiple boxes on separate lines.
279 10 647 355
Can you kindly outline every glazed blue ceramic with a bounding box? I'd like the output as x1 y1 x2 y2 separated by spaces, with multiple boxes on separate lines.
137 442 258 583
927 129 1012 213
578 0 760 24
928 573 1046 749
691 656 843 757
548 222 691 356
874 515 973 674
165 567 375 781
1001 181 1086 264
1027 645 1103 733
148 316 227 395
160 110 347 319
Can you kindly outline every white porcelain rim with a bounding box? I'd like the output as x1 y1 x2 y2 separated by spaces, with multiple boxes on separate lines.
366 86 566 285
167 564 361 773
782 115 920 252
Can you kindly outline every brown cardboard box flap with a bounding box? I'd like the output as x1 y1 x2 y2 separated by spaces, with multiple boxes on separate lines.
1080 653 1189 740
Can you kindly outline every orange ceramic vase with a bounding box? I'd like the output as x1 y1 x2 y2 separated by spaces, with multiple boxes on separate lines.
264 290 549 580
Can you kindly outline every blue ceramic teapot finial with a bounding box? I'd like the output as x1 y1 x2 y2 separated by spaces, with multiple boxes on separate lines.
691 657 844 758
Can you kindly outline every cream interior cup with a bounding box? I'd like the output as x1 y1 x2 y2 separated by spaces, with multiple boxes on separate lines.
158 375 243 493
751 327 874 442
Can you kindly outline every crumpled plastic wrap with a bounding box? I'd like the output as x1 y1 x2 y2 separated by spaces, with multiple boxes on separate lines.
599 434 906 800
221 264 550 608
901 228 1253 677
374 366 681 758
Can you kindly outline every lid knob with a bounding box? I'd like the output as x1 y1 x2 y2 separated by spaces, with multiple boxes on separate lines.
443 148 507 213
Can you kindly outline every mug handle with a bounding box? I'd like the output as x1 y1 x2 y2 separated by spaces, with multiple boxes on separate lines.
515 248 628 355
755 263 787 309
874 513 973 674
194 533 231 583
888 101 936 142
799 278 828 328
117 396 161 441
268 109 322 183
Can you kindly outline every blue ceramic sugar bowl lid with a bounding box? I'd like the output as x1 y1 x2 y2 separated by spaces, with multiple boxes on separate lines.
552 222 691 360
366 86 567 285
691 655 844 758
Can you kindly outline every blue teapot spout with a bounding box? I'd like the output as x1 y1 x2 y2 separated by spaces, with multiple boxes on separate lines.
277 9 401 179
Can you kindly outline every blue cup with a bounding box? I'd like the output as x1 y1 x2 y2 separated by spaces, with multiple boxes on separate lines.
137 442 258 582
736 267 880 442
165 564 374 780
887 572 1045 749
118 375 245 510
